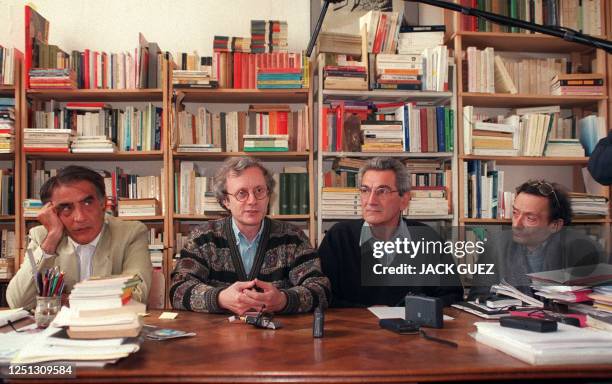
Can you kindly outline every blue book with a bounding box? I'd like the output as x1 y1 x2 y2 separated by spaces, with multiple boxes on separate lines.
436 106 445 152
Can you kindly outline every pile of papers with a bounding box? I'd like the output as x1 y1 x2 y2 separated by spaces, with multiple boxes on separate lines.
473 321 612 365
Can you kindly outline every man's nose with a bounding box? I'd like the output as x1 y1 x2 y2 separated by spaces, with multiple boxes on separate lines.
73 205 86 221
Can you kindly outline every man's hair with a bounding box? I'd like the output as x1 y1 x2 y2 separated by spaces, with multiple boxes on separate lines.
515 180 572 225
358 157 411 196
213 157 275 211
40 165 106 203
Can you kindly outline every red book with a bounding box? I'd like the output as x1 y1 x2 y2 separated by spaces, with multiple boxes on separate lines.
241 53 248 90
233 52 241 89
102 52 108 89
84 49 90 89
94 51 99 89
373 13 387 53
322 107 329 151
277 112 288 135
336 102 345 152
420 108 428 152
249 54 256 89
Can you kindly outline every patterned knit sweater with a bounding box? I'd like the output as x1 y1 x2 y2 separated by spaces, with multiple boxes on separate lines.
170 216 331 313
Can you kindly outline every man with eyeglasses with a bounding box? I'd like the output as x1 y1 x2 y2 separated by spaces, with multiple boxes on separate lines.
469 180 603 299
170 157 330 315
7 165 152 309
319 157 463 307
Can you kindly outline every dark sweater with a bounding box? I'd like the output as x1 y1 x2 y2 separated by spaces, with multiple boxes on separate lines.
319 219 463 308
468 228 603 300
170 217 330 313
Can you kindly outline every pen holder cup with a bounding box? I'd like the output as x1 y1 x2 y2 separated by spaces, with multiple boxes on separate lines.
35 295 61 328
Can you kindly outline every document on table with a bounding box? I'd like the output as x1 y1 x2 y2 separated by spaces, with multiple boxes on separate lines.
368 306 454 321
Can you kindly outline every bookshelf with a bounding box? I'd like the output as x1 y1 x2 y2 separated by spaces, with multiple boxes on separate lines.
0 52 23 286
17 58 172 307
313 53 459 244
446 2 611 258
166 62 316 288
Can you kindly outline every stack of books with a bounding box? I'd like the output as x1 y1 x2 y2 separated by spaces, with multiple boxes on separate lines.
0 98 15 153
243 134 288 152
71 136 117 153
117 198 160 217
589 286 612 317
551 73 605 96
0 46 15 84
23 128 72 153
467 119 518 157
148 244 163 268
0 256 14 279
568 192 609 217
29 68 77 89
322 54 367 91
466 47 495 94
172 56 217 89
256 68 302 89
374 54 421 90
544 139 585 157
321 187 361 219
250 20 288 53
360 120 403 152
56 275 145 339
406 187 449 216
23 199 43 217
397 25 444 55
317 32 362 56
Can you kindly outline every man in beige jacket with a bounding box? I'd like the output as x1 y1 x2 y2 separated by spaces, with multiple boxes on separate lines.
7 165 152 309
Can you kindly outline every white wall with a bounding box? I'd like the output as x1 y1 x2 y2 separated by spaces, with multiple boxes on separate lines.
0 0 311 55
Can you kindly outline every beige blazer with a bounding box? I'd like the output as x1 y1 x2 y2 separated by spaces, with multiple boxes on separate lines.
7 216 152 309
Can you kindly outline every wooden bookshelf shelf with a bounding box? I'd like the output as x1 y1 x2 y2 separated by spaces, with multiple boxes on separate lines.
460 218 610 224
322 152 453 159
322 215 454 221
322 89 452 102
172 151 309 161
26 88 164 101
460 155 589 165
176 88 309 103
173 214 310 221
26 215 165 222
0 278 10 283
451 32 597 53
0 216 16 222
118 216 165 222
460 93 607 108
25 151 164 161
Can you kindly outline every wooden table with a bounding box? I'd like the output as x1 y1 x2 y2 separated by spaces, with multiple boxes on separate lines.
4 308 612 383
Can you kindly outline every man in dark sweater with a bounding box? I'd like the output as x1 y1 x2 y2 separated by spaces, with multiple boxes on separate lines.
171 157 330 315
319 157 463 308
468 180 603 300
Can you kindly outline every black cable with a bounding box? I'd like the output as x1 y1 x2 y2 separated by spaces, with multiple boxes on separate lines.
419 329 458 348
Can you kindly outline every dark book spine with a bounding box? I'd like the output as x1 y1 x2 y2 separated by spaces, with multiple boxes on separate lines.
289 173 299 214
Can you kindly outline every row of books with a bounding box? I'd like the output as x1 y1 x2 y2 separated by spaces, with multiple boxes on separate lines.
463 105 605 157
176 162 309 216
0 98 15 153
0 170 14 216
0 230 16 277
29 102 163 152
29 17 163 90
175 104 309 152
0 46 15 85
28 166 165 215
464 160 513 219
468 48 602 96
459 0 603 36
322 101 453 153
172 55 215 88
212 51 307 89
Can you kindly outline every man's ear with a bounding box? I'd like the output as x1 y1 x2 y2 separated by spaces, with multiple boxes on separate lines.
550 219 564 232
399 192 410 211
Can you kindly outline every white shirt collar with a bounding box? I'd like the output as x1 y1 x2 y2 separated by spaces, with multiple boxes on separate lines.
68 225 104 250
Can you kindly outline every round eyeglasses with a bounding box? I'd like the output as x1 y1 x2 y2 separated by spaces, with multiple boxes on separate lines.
224 186 269 202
